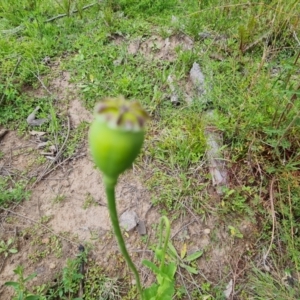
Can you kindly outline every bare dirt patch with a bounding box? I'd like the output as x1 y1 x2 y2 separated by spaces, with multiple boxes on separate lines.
128 34 194 61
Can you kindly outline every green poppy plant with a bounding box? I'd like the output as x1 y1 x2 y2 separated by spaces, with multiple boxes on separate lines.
89 96 148 299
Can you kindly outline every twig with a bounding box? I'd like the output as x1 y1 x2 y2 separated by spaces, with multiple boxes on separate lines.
255 158 264 200
39 152 86 179
189 2 265 15
263 177 276 264
293 31 300 47
275 109 300 148
242 31 272 54
22 58 54 101
177 267 192 300
182 203 202 227
78 244 85 297
178 264 208 295
229 251 248 300
250 43 269 88
0 207 79 246
0 257 7 273
171 221 195 239
30 71 53 96
31 116 71 187
45 2 98 23
1 25 24 35
128 249 153 253
0 2 99 35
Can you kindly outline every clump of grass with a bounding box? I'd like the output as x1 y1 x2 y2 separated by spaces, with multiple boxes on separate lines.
0 178 30 207
143 105 207 212
52 194 66 204
118 0 178 17
83 262 121 300
146 105 206 171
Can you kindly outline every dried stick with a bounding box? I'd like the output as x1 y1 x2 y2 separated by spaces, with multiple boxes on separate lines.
31 116 70 187
263 177 276 264
275 109 300 148
293 31 300 46
182 203 202 227
45 2 99 23
1 2 100 35
30 71 53 96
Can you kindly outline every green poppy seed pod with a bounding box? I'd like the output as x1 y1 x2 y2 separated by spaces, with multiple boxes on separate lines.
89 96 148 184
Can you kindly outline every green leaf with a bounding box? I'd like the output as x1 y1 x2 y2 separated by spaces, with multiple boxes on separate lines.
24 296 40 300
180 243 187 259
162 262 177 279
143 283 159 299
142 260 160 275
185 250 203 262
4 281 19 289
18 292 24 300
180 263 198 275
156 276 175 300
24 272 37 282
9 248 18 254
167 242 178 259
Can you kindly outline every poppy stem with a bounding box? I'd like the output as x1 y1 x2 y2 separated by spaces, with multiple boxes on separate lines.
104 177 143 299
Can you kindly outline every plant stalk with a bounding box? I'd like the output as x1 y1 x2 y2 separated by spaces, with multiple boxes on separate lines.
159 216 171 271
104 177 143 299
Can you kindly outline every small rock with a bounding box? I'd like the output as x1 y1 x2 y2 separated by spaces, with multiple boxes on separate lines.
171 15 178 24
42 56 51 65
49 145 57 153
203 228 211 235
137 220 146 235
40 136 48 142
37 142 48 149
190 62 206 97
113 58 123 66
49 263 56 269
167 75 180 106
205 123 228 195
27 106 48 126
224 279 233 299
119 210 138 231
61 181 70 188
45 156 55 160
42 238 50 244
35 265 45 274
29 131 47 136
198 32 211 40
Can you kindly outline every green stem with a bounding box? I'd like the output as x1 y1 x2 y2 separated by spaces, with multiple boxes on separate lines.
104 177 143 299
159 216 171 271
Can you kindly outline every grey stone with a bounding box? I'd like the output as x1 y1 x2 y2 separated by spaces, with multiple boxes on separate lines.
119 210 138 231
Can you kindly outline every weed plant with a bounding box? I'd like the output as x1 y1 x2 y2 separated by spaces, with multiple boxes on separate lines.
0 178 30 206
